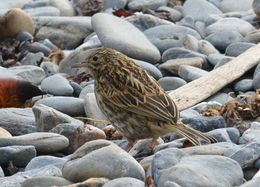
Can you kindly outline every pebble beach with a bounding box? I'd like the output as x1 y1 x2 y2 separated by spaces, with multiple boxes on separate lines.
0 0 260 186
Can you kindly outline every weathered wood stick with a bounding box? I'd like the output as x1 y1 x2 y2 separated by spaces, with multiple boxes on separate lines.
169 43 260 111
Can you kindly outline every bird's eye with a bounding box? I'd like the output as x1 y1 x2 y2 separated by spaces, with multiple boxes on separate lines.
92 56 98 61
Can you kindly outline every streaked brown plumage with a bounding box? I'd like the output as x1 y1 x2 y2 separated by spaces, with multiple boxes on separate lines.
76 48 215 149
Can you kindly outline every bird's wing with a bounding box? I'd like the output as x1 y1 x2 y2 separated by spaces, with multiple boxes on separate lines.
99 70 179 124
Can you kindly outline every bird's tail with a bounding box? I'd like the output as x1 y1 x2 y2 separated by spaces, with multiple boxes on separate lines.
170 122 217 145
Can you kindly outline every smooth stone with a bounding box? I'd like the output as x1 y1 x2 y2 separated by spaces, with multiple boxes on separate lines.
40 74 74 96
198 40 219 55
206 92 233 105
0 132 69 153
49 0 76 16
0 165 62 187
162 48 207 63
183 0 222 22
38 38 56 49
181 116 226 132
205 31 243 52
92 13 160 64
245 30 260 44
243 167 258 181
83 92 108 121
0 67 17 78
158 6 182 22
21 52 44 66
35 96 85 116
40 61 59 76
0 145 36 167
33 104 83 132
158 77 187 91
0 108 37 136
178 65 208 82
0 8 35 39
182 142 239 155
27 42 51 56
191 101 222 113
0 127 12 137
33 16 92 49
62 140 145 182
181 34 199 52
207 53 234 66
234 79 253 92
206 18 255 37
104 0 127 9
25 155 67 171
225 42 256 57
80 33 102 49
214 56 235 69
180 108 200 118
158 57 203 75
152 148 185 184
134 59 162 80
239 122 260 144
126 13 173 32
21 176 72 187
253 0 260 15
253 72 260 89
103 177 144 187
22 0 49 9
254 63 260 78
158 155 243 187
226 127 240 144
24 6 61 16
8 65 45 85
144 25 201 53
16 31 33 42
229 141 260 168
79 84 95 97
51 123 106 154
194 20 206 38
128 0 168 11
219 0 253 13
207 128 232 142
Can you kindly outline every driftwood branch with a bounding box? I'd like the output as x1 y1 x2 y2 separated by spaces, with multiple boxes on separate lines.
169 43 260 111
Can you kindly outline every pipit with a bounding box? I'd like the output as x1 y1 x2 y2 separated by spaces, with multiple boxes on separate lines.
75 48 216 150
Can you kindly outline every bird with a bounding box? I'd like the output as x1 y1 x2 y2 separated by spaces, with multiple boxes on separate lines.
74 48 216 150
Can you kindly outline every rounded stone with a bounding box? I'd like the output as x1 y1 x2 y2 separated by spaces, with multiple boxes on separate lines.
158 77 187 91
103 177 145 187
0 8 35 39
233 79 253 92
24 6 61 17
49 0 76 16
219 0 253 13
0 127 12 137
128 0 168 11
245 30 260 44
225 42 256 57
178 65 208 82
21 176 72 187
62 140 145 182
133 59 162 80
91 13 160 64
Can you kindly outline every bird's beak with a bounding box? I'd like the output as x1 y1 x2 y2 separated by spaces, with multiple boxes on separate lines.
71 63 88 68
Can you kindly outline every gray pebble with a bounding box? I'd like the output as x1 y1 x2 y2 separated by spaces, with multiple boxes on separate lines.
134 59 163 80
27 42 51 56
40 61 59 76
49 0 76 16
206 92 233 105
104 0 127 9
234 79 253 92
253 72 260 89
21 52 44 66
21 176 72 187
24 6 61 17
16 31 33 42
239 122 260 144
158 77 187 91
178 65 208 82
219 0 253 13
225 42 256 57
128 0 168 11
103 177 145 187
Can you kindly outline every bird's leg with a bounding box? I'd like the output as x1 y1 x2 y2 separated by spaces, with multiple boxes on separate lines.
149 138 158 148
124 138 136 151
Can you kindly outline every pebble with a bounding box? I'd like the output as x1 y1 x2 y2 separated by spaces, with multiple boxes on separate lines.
16 31 33 42
0 67 17 78
158 6 182 22
183 0 222 22
206 92 233 104
180 108 200 118
207 53 234 66
25 155 67 171
158 77 187 91
253 72 260 89
40 60 59 76
144 25 201 53
126 13 173 32
24 6 61 17
158 155 243 187
0 145 36 167
104 0 127 10
33 104 83 132
21 52 44 66
198 40 219 55
158 57 203 75
62 140 145 182
21 176 72 187
178 65 208 82
239 122 260 144
214 56 235 69
181 34 200 52
225 42 256 57
8 65 45 85
49 0 76 16
35 96 85 116
103 177 145 187
92 13 160 64
205 31 244 52
206 18 255 37
181 116 226 132
27 42 51 56
40 74 74 96
0 8 35 39
219 0 254 13
0 132 69 153
33 16 93 49
162 47 207 63
233 79 253 92
134 59 162 80
0 108 37 136
245 30 260 44
207 128 233 142
128 0 168 11
0 127 12 137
